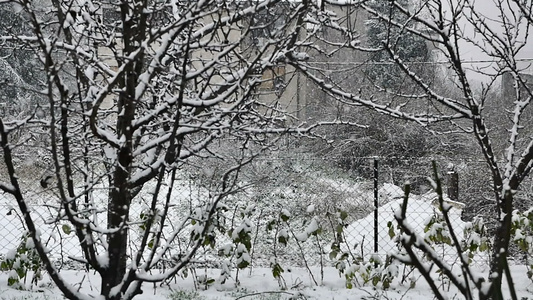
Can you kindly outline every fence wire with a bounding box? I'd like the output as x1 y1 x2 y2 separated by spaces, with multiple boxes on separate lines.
0 155 514 271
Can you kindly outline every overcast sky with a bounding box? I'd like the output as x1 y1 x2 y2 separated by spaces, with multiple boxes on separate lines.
446 0 533 82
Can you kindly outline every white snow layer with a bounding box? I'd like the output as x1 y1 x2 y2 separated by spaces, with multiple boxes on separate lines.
345 187 482 265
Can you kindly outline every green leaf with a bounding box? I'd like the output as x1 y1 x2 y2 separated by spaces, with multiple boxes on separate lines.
346 281 353 289
339 210 348 221
516 238 524 250
383 278 391 289
340 252 349 261
16 267 26 279
329 250 338 260
278 235 288 246
266 220 276 231
34 269 42 280
242 239 252 251
479 241 489 252
280 213 290 222
272 263 284 279
7 277 18 287
372 276 380 286
62 224 72 235
387 222 395 239
237 260 249 269
203 235 216 248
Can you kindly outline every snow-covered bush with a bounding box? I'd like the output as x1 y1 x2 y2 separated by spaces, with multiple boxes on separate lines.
0 231 43 289
510 208 533 281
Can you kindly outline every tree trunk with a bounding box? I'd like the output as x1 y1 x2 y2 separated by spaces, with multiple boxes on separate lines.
488 190 515 300
102 145 132 299
100 1 146 296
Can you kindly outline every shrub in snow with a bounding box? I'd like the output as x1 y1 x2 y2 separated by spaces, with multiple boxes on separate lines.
509 208 533 281
461 217 491 265
326 205 404 290
264 207 323 287
328 178 495 291
0 232 43 289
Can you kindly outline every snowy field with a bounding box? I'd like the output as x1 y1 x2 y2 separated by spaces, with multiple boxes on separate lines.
0 265 532 300
0 164 515 299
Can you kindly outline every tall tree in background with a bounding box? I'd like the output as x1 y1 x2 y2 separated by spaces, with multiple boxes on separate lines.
0 5 44 114
301 0 451 181
0 0 313 299
364 0 430 89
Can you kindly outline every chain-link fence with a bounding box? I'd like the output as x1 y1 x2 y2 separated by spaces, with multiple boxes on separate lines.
217 155 495 268
0 155 514 271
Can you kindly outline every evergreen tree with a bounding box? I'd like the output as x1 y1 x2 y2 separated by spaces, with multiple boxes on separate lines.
365 0 429 89
0 6 44 113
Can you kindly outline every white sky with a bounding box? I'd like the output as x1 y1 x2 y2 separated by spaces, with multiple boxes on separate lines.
444 0 533 82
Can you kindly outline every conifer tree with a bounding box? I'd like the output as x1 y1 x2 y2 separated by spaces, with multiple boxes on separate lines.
365 0 429 89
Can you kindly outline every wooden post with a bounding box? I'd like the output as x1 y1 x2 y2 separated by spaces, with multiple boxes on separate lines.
447 163 459 201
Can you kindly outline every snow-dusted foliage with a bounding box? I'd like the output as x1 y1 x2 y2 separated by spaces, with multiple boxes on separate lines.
0 231 43 289
0 0 320 299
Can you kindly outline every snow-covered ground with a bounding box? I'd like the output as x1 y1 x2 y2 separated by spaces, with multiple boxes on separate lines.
0 166 515 299
0 182 513 300
0 265 532 300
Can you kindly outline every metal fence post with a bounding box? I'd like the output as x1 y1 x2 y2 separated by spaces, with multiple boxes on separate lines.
374 158 379 254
